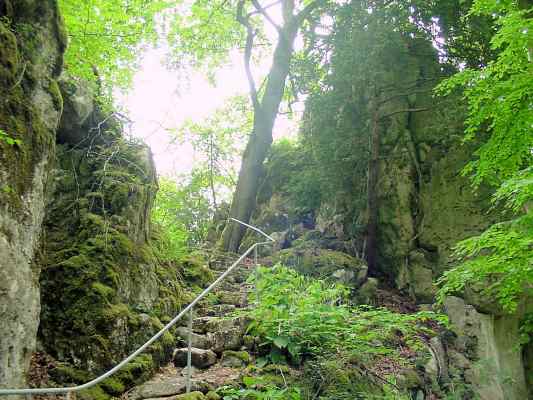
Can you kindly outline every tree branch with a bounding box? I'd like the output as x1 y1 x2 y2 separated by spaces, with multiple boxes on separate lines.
377 88 434 106
251 0 282 33
237 0 260 109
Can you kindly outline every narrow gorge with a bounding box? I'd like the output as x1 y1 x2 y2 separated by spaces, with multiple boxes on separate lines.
0 1 531 400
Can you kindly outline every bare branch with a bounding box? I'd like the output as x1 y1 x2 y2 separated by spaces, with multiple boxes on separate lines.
251 0 282 33
237 0 260 109
249 0 282 15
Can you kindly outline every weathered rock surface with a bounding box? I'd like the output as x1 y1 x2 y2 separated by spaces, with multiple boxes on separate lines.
174 348 217 369
442 296 528 400
176 328 213 350
220 351 250 368
272 246 367 287
0 0 66 390
128 376 208 400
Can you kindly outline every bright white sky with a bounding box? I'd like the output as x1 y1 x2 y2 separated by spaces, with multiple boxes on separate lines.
118 48 246 176
118 37 301 178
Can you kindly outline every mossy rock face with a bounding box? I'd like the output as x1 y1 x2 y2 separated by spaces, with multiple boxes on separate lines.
0 0 65 390
181 255 214 288
273 247 367 287
205 392 221 400
0 22 19 85
221 350 251 367
40 139 180 373
36 84 184 398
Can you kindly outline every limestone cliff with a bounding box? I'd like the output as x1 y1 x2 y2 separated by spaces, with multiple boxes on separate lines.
0 0 66 390
0 5 184 394
34 78 185 398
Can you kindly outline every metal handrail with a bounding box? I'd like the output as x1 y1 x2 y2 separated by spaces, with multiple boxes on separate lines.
0 220 274 396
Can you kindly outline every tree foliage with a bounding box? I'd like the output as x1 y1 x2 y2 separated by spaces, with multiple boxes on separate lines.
59 0 169 98
171 95 252 208
436 0 533 312
152 176 212 258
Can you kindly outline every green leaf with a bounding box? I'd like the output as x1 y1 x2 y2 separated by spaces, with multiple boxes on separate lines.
273 336 290 349
255 357 269 368
242 376 257 388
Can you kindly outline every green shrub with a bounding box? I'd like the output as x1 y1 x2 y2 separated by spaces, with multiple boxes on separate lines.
247 265 446 367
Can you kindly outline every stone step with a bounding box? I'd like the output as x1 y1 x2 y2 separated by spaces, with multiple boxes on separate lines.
200 304 236 317
174 348 217 369
176 327 212 350
192 316 247 334
127 375 209 400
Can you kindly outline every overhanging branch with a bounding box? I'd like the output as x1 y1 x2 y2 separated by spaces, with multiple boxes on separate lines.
296 0 327 23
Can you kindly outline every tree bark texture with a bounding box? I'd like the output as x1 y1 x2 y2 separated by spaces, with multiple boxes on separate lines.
222 19 298 252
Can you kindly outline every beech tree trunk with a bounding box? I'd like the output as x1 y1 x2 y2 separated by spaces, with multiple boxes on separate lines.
222 21 298 252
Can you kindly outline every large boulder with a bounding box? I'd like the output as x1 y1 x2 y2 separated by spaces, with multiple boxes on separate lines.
272 246 367 288
173 348 217 369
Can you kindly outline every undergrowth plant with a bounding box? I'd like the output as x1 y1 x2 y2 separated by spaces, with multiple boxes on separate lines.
242 265 447 399
0 128 22 146
217 376 302 400
247 265 445 366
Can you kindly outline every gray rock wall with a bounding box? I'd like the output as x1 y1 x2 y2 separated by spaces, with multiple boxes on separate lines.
0 0 65 390
443 297 528 400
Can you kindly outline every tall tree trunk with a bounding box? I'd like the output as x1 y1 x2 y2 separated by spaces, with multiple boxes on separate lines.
365 103 380 275
222 22 298 252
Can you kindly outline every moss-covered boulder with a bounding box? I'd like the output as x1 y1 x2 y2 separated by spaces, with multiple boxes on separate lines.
272 247 367 287
221 350 251 368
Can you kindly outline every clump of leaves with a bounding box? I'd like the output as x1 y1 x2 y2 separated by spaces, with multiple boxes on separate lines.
436 0 533 317
152 176 212 260
59 0 170 100
246 265 446 367
436 211 533 313
217 376 302 400
0 128 22 146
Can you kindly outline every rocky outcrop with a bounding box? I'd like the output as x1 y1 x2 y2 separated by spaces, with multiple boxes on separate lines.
38 78 182 385
244 31 531 398
0 0 66 390
440 297 528 400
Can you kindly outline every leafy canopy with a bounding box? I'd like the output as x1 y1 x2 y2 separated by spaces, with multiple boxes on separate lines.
152 176 212 259
59 0 170 98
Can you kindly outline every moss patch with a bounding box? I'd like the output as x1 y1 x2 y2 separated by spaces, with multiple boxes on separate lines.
39 139 183 399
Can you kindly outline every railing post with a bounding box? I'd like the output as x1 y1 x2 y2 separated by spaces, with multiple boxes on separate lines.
254 245 260 304
186 307 193 393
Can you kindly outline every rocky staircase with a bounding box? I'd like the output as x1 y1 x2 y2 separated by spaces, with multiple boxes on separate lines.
127 258 259 400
